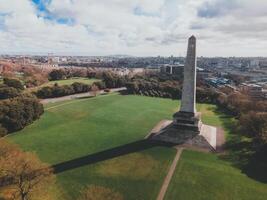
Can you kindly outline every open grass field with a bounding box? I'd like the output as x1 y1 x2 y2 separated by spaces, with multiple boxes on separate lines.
7 94 267 199
41 77 100 87
165 150 267 200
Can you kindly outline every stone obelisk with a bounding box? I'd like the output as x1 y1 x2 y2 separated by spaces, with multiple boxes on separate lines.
180 35 197 114
173 35 201 134
149 35 218 151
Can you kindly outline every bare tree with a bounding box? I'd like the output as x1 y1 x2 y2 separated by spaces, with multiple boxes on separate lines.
91 85 100 97
0 140 55 200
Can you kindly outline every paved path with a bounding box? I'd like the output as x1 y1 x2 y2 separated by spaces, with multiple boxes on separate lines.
40 87 126 104
156 147 184 200
45 92 118 111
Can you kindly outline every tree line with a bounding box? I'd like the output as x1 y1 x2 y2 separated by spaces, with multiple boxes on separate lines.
0 78 44 137
125 73 219 104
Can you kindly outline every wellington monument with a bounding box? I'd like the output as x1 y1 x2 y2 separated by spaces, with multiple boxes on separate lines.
149 36 218 151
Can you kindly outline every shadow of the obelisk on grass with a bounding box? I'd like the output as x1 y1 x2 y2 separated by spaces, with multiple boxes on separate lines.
52 139 175 174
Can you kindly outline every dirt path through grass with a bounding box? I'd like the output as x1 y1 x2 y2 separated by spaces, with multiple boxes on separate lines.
156 147 184 200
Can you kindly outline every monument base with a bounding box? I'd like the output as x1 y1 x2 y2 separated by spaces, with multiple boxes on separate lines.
173 111 202 133
147 119 218 152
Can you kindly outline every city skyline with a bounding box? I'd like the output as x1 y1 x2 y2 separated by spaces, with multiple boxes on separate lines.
0 0 267 57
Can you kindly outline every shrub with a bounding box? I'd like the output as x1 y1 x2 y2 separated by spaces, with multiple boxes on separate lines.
0 124 7 137
36 83 92 99
52 85 74 97
0 94 44 134
72 82 91 93
238 111 267 140
0 86 20 99
49 69 66 81
36 86 53 98
93 81 106 90
3 78 24 90
102 71 127 88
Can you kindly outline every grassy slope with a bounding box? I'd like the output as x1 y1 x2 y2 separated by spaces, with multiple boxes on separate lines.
8 94 178 200
165 105 267 200
8 94 267 199
165 150 267 200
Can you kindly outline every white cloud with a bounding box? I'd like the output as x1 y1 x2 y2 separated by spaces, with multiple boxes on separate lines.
0 0 266 56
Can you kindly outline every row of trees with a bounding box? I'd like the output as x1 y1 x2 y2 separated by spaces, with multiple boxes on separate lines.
125 74 218 103
48 68 89 81
0 78 25 100
35 81 105 99
101 72 128 88
0 78 44 137
38 70 127 99
218 92 267 143
0 94 44 136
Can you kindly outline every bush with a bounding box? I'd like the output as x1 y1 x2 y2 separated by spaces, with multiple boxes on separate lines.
0 86 20 99
52 85 74 97
196 87 219 104
49 69 66 81
36 83 92 99
0 124 7 137
93 81 106 90
102 71 127 88
3 78 24 90
72 82 91 93
238 111 267 140
36 86 53 98
0 94 44 134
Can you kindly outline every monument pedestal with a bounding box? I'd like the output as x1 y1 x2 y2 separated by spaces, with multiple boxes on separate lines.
148 119 217 152
173 111 202 133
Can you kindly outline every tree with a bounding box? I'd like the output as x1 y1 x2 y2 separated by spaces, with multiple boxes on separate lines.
0 140 55 200
238 111 267 140
36 87 53 99
22 67 48 88
91 85 99 97
0 94 44 133
92 81 106 90
48 70 66 81
0 124 7 137
3 78 24 90
72 82 91 93
78 185 123 200
0 86 20 99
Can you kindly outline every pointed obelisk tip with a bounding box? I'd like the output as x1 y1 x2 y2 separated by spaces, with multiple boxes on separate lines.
189 35 196 40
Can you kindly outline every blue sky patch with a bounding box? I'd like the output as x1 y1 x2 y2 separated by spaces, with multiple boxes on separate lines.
0 12 10 31
32 0 75 25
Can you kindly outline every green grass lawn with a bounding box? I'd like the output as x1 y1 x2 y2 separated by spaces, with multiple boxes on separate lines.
165 104 267 200
8 94 178 200
165 150 267 200
41 77 100 87
7 94 267 200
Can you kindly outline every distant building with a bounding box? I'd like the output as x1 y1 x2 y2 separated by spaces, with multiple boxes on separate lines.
160 64 183 75
205 77 230 88
239 83 265 100
250 59 260 69
197 68 213 78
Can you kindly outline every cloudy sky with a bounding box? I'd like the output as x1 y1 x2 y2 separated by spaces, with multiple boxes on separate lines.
0 0 267 56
